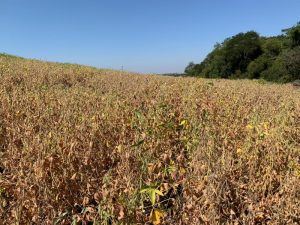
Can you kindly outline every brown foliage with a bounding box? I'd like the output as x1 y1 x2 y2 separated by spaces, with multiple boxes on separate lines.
0 55 299 224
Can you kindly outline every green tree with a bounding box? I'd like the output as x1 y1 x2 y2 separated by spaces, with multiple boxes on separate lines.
247 55 272 79
282 47 300 81
223 31 262 75
198 31 262 78
261 37 284 56
282 22 300 48
261 58 289 82
184 62 196 75
185 22 300 82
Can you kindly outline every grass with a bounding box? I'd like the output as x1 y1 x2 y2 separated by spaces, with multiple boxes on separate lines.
0 54 299 224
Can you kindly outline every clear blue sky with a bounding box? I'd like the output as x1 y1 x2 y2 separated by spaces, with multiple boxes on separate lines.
1 0 300 73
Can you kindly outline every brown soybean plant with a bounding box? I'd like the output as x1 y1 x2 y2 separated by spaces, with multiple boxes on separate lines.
0 54 299 224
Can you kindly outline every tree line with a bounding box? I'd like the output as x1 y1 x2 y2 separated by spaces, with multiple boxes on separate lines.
185 22 300 83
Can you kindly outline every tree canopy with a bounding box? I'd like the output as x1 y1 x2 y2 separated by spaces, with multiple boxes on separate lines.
185 22 300 82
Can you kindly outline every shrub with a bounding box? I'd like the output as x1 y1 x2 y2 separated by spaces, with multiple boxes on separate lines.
246 55 272 79
282 47 300 81
260 58 290 82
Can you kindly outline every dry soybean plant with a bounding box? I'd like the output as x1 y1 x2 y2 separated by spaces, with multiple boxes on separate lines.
0 54 299 224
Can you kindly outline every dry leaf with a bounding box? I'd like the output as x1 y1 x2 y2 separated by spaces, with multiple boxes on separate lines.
71 173 77 180
150 209 165 225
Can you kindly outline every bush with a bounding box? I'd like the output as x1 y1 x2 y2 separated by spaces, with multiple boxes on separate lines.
261 58 289 82
282 47 300 81
261 38 283 56
246 55 272 79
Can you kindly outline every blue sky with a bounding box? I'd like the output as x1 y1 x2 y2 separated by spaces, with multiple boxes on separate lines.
1 0 300 73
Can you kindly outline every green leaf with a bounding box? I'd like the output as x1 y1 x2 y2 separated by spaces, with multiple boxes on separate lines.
140 187 151 193
131 139 144 147
150 189 156 205
140 186 164 206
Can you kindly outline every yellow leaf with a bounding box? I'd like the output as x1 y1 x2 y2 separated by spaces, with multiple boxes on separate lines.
154 189 164 196
246 124 254 129
236 148 243 154
180 119 187 126
179 167 186 174
150 209 165 225
116 144 122 152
